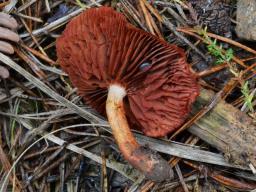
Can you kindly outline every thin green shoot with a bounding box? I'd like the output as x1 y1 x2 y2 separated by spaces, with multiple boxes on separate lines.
197 27 254 112
76 0 86 8
198 27 234 65
241 81 254 112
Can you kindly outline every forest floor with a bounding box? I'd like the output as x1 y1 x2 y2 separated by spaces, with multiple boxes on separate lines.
0 0 255 192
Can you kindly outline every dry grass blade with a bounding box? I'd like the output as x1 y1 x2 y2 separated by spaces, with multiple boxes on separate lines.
20 43 56 65
0 75 58 103
20 0 105 38
184 161 256 191
139 0 155 35
162 17 208 60
165 6 187 26
197 63 228 77
175 164 189 192
19 18 47 56
178 27 256 55
15 47 47 79
177 28 253 69
120 0 148 30
142 1 163 38
14 13 43 22
141 0 162 22
1 123 141 190
0 141 22 191
17 0 37 12
136 134 248 170
0 52 103 124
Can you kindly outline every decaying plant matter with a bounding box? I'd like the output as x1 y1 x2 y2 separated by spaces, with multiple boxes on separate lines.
189 0 231 37
56 7 199 181
189 88 256 168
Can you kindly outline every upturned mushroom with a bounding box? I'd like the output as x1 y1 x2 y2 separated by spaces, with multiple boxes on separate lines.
56 7 199 181
0 12 19 79
0 12 19 54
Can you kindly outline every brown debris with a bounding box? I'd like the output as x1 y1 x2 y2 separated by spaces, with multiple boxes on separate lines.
190 0 232 37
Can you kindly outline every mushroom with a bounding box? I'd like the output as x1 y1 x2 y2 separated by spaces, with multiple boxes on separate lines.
56 7 199 181
0 12 19 79
0 12 19 54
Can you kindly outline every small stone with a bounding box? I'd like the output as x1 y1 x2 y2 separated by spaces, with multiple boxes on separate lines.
236 0 256 41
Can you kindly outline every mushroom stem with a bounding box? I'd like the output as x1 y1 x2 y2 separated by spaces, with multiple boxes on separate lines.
106 84 173 181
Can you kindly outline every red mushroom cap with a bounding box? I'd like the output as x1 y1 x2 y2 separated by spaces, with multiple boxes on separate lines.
56 7 199 137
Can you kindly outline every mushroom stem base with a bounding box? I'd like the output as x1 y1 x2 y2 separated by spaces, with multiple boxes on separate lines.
106 84 173 181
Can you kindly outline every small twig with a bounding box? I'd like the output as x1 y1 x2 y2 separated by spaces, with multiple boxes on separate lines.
140 0 155 34
20 0 105 38
184 161 256 191
20 43 56 65
162 17 208 60
17 0 37 12
0 52 103 124
179 27 256 55
44 0 50 13
0 140 22 191
166 7 187 26
175 164 189 192
19 18 47 56
14 13 43 23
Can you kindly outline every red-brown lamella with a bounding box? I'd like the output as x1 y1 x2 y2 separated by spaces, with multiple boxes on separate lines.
56 7 199 137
